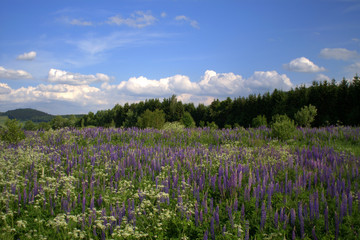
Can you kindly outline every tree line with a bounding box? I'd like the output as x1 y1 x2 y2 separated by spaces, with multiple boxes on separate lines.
20 75 360 130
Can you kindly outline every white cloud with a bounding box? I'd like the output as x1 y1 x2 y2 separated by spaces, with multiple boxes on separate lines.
320 48 358 60
103 74 200 96
0 83 105 107
107 11 157 28
16 51 37 61
48 68 110 85
346 62 360 73
199 70 292 96
161 12 167 18
247 71 293 90
0 70 294 114
283 57 326 73
175 15 199 29
314 73 331 82
68 31 164 55
0 83 12 94
70 19 92 26
0 66 32 79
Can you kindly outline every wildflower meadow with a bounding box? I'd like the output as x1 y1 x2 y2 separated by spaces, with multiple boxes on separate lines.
1 126 360 239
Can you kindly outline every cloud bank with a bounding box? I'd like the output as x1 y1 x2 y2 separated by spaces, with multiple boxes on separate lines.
0 69 293 114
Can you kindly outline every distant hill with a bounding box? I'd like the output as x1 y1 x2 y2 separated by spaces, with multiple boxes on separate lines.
3 108 54 122
0 108 85 123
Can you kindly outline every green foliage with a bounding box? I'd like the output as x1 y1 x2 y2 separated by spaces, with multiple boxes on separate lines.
23 120 37 131
181 111 196 128
137 109 165 129
50 115 68 130
252 114 267 128
206 121 218 129
0 119 25 144
38 122 51 131
271 114 296 141
162 121 185 132
294 104 317 127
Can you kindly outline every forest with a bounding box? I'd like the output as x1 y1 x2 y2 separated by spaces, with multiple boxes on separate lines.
76 76 359 129
13 75 360 131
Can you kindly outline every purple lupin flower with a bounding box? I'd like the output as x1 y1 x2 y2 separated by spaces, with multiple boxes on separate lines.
245 220 249 240
348 192 353 215
312 226 318 240
241 203 245 220
210 217 215 240
203 230 208 240
290 208 296 226
292 227 296 240
324 206 329 232
260 201 266 230
298 204 304 239
215 206 220 226
194 203 199 226
82 195 86 213
274 210 278 228
335 211 339 240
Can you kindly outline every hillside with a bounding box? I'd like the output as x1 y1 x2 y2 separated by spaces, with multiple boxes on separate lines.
3 108 54 122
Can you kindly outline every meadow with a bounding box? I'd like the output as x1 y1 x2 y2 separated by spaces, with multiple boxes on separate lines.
0 126 359 239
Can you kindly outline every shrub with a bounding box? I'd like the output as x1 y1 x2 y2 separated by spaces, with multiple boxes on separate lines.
271 114 296 141
23 120 37 131
252 114 267 128
294 104 317 127
181 112 196 128
0 119 25 144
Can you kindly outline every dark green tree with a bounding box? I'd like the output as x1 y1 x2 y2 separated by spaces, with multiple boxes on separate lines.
181 112 196 128
137 109 165 129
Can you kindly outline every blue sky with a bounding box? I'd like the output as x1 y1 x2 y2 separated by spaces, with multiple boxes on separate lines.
1 0 360 114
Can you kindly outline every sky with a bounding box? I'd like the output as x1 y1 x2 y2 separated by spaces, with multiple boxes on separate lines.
1 0 360 115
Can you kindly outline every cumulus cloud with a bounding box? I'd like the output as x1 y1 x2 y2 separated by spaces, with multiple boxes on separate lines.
320 48 358 60
175 15 199 29
107 11 156 28
1 69 294 114
199 70 292 96
0 83 12 94
283 57 326 73
16 51 37 61
314 73 331 82
102 74 200 96
0 66 32 79
48 68 110 85
0 83 105 109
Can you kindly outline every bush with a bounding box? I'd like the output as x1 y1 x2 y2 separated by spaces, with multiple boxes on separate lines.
252 114 267 128
0 119 25 144
181 112 196 128
294 104 317 127
271 114 296 141
23 120 37 131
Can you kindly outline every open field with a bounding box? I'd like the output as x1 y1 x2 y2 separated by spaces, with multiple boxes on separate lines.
1 126 360 239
